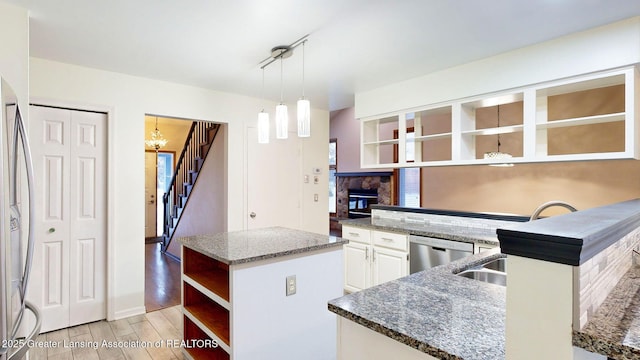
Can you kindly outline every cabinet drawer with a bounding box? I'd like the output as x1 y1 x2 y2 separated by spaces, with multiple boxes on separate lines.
373 231 408 251
342 226 371 244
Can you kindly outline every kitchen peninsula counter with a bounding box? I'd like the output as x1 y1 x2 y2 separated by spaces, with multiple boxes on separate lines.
341 217 502 246
329 249 506 360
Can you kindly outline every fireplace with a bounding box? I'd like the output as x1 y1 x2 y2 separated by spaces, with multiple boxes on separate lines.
348 188 378 218
335 172 393 220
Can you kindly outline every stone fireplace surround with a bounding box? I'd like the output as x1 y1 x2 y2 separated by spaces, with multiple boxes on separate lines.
334 172 393 220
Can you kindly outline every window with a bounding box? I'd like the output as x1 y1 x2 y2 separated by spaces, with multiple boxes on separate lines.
394 129 421 207
156 152 175 235
329 139 337 214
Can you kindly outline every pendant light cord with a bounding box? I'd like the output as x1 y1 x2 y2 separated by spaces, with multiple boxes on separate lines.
302 41 306 98
280 56 284 103
261 68 266 112
497 105 501 152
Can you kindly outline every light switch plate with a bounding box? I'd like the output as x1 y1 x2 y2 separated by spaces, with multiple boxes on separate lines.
286 275 296 296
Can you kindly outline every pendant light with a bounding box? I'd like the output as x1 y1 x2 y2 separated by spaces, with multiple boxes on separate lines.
297 41 310 137
275 55 289 139
257 35 310 143
484 105 513 167
145 116 168 151
258 68 270 144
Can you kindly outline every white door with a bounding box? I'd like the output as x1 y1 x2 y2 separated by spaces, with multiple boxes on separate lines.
144 152 157 238
28 105 106 332
343 242 370 293
372 247 408 287
246 127 301 229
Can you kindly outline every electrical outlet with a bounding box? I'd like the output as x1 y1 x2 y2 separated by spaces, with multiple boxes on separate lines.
286 275 296 296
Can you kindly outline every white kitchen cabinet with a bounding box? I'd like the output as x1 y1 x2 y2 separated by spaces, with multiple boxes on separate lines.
342 225 409 292
361 66 639 168
372 246 408 286
344 241 370 292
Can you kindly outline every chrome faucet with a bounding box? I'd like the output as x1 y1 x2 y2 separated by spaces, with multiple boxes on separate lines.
530 201 577 221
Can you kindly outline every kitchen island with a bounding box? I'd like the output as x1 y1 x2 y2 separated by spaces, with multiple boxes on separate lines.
179 227 347 360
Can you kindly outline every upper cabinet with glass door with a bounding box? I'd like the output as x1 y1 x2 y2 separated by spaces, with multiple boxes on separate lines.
360 66 639 168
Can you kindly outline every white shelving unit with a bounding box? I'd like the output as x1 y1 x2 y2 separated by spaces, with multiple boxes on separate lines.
360 66 639 168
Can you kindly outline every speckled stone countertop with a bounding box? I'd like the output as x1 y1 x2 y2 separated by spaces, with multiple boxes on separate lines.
574 266 640 359
329 249 506 360
178 226 348 265
341 217 502 246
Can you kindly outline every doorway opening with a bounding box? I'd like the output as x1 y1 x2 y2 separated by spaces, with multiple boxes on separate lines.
143 115 191 311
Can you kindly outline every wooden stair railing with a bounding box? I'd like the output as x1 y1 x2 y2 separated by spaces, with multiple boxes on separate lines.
162 121 220 253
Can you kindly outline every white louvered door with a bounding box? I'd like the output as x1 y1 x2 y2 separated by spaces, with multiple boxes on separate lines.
28 105 106 332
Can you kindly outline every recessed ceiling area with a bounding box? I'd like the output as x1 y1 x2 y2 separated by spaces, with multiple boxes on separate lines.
5 0 640 110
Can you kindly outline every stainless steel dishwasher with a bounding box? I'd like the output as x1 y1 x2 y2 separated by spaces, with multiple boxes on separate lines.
409 235 474 274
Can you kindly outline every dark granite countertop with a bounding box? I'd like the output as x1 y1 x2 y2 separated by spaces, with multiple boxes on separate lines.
574 266 640 359
341 217 502 246
328 249 506 360
178 226 348 265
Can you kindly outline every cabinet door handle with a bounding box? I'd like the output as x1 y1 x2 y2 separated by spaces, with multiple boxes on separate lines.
349 232 360 237
381 237 393 242
365 247 369 260
372 248 376 262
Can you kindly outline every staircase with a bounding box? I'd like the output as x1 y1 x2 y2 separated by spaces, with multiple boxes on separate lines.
161 121 220 253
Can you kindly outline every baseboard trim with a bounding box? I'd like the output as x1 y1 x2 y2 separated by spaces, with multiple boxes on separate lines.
113 306 146 321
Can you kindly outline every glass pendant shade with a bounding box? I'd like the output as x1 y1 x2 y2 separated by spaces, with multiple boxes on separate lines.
275 104 288 139
258 111 270 144
297 98 310 137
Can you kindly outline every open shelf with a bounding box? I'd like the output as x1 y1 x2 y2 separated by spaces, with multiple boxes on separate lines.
536 112 625 129
359 67 638 167
414 132 452 141
184 282 230 347
461 124 524 136
183 316 230 360
183 247 229 302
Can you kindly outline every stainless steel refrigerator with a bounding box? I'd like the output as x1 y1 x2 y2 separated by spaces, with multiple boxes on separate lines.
0 79 41 360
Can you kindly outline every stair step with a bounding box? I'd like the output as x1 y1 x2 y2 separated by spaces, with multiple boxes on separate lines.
188 170 199 184
183 183 193 197
193 157 204 171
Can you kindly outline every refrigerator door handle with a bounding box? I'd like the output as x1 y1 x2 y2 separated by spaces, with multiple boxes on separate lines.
7 301 41 360
12 108 36 303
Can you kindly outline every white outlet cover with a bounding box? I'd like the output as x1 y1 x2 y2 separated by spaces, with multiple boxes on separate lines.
286 275 296 296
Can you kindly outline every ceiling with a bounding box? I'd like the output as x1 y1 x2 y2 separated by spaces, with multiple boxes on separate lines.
5 0 640 111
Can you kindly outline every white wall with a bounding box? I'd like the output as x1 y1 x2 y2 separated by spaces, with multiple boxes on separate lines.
29 57 329 319
0 2 28 112
356 17 640 119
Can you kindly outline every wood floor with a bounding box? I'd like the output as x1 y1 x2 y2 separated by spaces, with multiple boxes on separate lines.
29 305 184 360
25 243 184 359
145 243 181 312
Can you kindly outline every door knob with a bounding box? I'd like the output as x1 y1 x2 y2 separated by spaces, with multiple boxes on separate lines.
48 228 55 233
250 212 256 219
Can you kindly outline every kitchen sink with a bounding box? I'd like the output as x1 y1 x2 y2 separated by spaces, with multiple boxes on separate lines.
458 269 506 286
481 258 506 272
457 257 507 286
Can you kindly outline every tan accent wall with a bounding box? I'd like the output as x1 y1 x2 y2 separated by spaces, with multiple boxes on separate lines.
422 85 638 215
